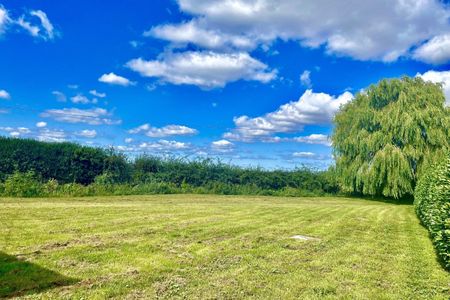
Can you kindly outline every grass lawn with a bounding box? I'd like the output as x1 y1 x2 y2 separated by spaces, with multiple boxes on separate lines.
0 195 449 299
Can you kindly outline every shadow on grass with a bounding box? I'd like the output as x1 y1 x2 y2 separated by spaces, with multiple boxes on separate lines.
0 251 77 298
345 193 414 205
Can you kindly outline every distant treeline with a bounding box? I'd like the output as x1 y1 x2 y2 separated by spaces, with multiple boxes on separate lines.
0 137 338 197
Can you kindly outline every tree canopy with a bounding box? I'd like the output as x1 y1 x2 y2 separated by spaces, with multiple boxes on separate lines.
332 77 450 199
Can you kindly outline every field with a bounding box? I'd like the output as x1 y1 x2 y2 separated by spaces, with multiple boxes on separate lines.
1 195 449 299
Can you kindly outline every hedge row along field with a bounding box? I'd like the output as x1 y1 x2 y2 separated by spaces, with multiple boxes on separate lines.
414 153 450 270
0 137 339 198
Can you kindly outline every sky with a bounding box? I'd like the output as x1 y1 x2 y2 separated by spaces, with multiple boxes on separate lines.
0 0 449 169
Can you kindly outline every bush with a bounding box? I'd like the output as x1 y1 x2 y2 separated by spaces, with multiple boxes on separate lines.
414 153 450 270
3 171 43 197
43 179 59 196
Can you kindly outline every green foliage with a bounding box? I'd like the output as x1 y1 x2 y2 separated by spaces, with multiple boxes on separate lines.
43 179 59 196
0 139 339 198
332 77 450 198
0 137 108 184
414 153 450 270
103 149 132 183
3 171 43 197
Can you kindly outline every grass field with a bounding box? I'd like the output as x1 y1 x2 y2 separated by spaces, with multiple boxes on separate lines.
1 195 449 299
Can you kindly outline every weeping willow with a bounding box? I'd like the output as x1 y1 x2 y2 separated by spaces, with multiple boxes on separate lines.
332 77 450 199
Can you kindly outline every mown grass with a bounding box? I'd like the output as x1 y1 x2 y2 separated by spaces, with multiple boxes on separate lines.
0 195 448 299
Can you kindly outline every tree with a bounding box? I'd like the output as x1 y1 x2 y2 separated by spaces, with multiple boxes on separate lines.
332 77 450 199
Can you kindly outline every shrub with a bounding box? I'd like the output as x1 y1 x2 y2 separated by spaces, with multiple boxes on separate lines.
3 171 43 197
43 179 59 196
414 153 450 270
94 172 117 185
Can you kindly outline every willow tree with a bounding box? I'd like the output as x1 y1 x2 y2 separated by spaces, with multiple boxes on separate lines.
332 77 450 199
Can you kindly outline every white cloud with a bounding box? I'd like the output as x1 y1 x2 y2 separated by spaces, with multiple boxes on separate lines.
52 90 66 102
0 6 10 34
129 40 143 48
117 139 191 153
125 138 133 143
139 140 190 150
211 139 234 152
0 126 31 137
148 20 255 50
127 51 276 89
170 0 450 63
293 151 316 158
75 129 97 138
67 84 79 89
129 123 198 137
300 70 311 88
17 17 39 37
417 70 450 106
224 89 353 141
99 72 134 86
293 134 331 146
413 34 450 65
37 128 65 142
40 107 121 125
30 10 54 39
36 121 47 128
16 9 56 40
89 90 106 98
0 89 10 99
71 94 90 104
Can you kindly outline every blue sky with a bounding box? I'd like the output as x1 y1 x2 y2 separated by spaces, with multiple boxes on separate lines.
0 0 449 169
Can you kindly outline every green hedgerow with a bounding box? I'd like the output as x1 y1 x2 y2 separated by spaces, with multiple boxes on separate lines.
3 171 43 197
414 153 450 270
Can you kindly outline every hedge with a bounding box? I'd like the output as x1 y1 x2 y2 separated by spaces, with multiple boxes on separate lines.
414 153 450 270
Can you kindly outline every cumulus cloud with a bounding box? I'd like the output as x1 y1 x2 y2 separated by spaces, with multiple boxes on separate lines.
224 89 353 141
75 129 97 138
71 94 91 104
292 151 316 158
117 139 192 153
292 151 330 161
148 20 255 50
414 34 450 65
36 121 47 128
135 140 190 151
37 128 65 142
99 72 134 86
0 126 31 137
129 123 198 138
211 139 234 152
89 90 106 98
0 89 10 99
163 0 450 63
40 107 121 125
52 90 66 102
417 70 450 106
293 134 331 146
127 51 276 89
